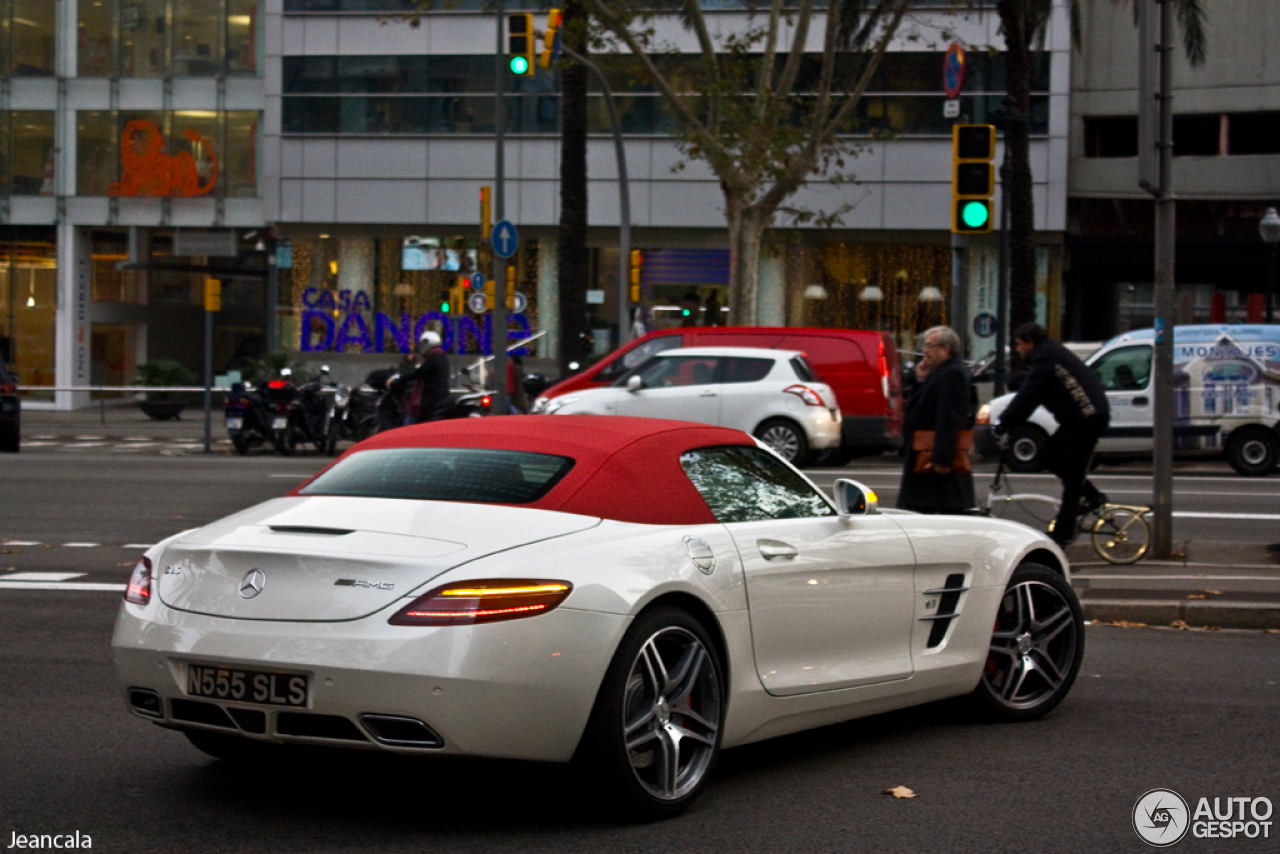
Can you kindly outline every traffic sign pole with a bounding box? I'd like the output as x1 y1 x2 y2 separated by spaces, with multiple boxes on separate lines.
493 3 508 414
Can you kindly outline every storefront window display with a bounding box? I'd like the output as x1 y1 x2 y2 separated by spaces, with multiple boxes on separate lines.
76 109 259 197
788 243 952 353
0 229 57 393
278 235 539 356
1 0 55 76
0 111 55 195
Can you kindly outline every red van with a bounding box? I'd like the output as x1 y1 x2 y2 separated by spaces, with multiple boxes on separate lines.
531 327 903 463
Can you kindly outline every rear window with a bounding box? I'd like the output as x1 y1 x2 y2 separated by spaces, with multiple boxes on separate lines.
790 355 819 382
299 448 575 504
722 357 774 384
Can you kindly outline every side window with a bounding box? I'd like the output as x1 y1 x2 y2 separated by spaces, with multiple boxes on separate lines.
636 356 720 388
790 355 819 382
1090 346 1153 391
722 358 774 384
680 446 836 523
606 336 682 378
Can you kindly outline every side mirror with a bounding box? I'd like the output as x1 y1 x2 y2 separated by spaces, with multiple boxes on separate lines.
627 375 643 392
833 478 879 516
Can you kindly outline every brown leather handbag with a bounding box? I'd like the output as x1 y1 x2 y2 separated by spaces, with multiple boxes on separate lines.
912 429 974 474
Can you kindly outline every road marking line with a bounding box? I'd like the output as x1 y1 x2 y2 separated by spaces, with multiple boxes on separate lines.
122 543 155 549
269 474 311 479
1172 512 1280 520
0 581 125 591
2 540 42 546
61 542 101 547
1073 574 1280 581
2 572 86 581
64 442 108 448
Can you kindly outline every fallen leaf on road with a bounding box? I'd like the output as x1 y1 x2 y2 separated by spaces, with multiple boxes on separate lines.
172 515 184 520
882 786 916 799
1092 620 1148 628
1204 625 1221 632
1205 590 1222 595
1186 594 1207 599
1266 629 1280 635
117 561 136 567
0 548 19 554
1170 620 1189 630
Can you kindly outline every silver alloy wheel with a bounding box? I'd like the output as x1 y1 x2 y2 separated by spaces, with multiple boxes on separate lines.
983 580 1079 711
759 423 801 461
621 626 721 802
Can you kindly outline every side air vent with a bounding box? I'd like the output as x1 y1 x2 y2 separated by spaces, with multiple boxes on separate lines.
360 714 444 748
922 573 969 648
267 526 354 536
171 698 237 729
276 712 368 742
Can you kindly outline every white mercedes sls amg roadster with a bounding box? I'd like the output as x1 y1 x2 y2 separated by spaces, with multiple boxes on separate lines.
113 416 1083 817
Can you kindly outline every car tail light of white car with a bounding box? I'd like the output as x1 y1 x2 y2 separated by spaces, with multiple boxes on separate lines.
783 384 826 407
389 580 573 626
124 557 153 605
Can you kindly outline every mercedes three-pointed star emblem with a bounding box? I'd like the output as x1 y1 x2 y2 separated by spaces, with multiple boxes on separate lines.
239 569 266 599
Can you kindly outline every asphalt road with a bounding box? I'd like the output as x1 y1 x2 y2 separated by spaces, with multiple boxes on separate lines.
1 452 1279 851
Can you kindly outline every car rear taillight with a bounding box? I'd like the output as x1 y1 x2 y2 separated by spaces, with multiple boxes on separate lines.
481 395 492 408
389 579 572 626
124 557 153 605
268 380 288 389
878 339 891 402
783 384 825 406
0 382 14 395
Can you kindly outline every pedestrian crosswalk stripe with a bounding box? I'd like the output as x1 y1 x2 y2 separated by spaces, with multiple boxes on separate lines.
3 572 86 581
61 542 101 548
0 581 125 591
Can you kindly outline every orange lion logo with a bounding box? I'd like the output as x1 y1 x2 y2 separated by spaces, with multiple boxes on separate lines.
109 119 218 197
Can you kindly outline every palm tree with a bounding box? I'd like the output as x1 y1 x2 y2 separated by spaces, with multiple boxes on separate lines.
558 0 590 374
997 0 1206 330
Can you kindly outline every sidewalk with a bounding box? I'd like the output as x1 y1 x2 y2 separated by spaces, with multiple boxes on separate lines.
17 405 1280 630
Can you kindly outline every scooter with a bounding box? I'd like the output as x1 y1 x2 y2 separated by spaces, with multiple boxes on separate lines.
265 367 334 455
326 368 390 455
223 381 272 456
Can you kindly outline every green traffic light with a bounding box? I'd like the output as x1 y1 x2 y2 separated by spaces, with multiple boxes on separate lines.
441 302 450 313
509 56 529 75
961 200 990 229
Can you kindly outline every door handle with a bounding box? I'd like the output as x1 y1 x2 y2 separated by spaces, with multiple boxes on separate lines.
757 539 798 560
1133 396 1149 406
698 391 718 398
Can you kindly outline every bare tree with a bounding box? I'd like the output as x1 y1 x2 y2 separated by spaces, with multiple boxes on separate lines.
588 0 913 324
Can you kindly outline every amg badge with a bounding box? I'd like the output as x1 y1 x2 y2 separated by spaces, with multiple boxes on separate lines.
335 579 394 590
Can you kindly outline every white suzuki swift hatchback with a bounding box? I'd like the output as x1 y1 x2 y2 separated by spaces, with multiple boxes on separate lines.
539 346 842 465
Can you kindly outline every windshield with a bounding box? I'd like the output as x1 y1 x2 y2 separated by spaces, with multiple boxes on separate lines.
300 448 575 504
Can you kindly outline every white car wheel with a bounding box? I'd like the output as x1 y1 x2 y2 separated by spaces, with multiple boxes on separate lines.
755 419 809 466
580 606 724 819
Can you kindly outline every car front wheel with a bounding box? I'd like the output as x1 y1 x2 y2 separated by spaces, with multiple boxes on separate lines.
969 563 1084 722
579 606 724 819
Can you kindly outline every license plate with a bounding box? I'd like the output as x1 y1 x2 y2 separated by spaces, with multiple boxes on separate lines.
273 417 288 430
226 417 243 430
187 664 308 707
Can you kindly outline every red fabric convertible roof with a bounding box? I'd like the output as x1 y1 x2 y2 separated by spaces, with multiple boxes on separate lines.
291 416 755 525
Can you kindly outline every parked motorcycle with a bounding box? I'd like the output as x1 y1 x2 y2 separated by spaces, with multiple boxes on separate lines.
223 381 273 456
375 367 493 430
326 368 391 455
265 367 335 455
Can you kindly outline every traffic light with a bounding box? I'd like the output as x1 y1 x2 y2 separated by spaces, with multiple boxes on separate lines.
540 9 562 70
629 249 642 303
507 13 535 76
480 186 492 239
951 124 995 234
442 277 469 314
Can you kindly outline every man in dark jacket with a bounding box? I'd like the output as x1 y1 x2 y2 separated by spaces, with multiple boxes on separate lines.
406 330 451 425
997 322 1111 545
898 325 974 514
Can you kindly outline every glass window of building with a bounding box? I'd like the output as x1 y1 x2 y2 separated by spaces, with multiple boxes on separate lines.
225 111 258 197
0 112 55 195
0 230 58 393
227 0 258 75
173 0 220 76
1 0 55 75
120 0 168 77
79 0 115 76
77 111 117 196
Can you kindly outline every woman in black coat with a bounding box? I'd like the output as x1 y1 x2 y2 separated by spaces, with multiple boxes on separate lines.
898 325 975 514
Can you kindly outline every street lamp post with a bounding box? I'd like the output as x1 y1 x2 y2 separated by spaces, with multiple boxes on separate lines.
1260 207 1280 323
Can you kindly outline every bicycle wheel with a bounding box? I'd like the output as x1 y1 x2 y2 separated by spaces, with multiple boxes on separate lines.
1091 507 1151 565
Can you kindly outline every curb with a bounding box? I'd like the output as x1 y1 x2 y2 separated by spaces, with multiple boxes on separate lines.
1082 600 1280 630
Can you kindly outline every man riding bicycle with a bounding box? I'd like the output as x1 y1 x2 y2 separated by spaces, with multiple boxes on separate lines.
995 323 1111 547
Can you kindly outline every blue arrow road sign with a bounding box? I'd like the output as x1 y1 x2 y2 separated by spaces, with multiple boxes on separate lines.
470 272 485 290
492 220 519 259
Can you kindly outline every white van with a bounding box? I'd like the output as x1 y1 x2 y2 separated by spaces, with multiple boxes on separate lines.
975 324 1280 476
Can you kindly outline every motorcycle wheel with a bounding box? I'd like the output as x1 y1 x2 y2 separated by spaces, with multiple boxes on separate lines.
231 433 251 456
273 428 296 456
